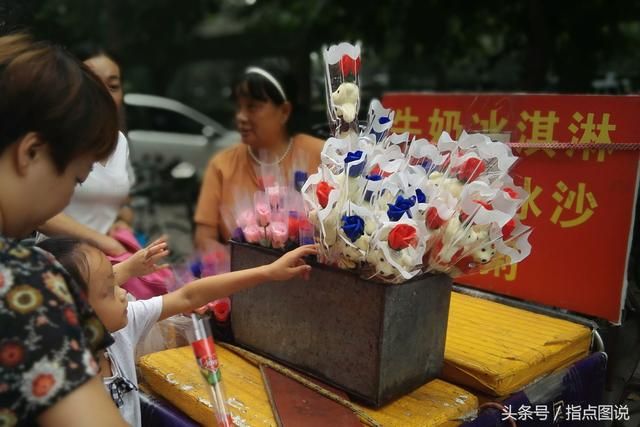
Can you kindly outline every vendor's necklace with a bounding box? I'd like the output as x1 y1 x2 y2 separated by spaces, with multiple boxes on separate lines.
248 138 293 166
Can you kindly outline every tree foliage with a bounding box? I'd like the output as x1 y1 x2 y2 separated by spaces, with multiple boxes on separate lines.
241 0 640 92
2 0 639 117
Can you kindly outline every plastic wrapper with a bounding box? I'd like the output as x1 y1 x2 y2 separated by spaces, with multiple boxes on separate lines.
323 42 362 140
224 185 306 250
362 99 396 144
366 216 430 283
135 240 232 357
135 314 192 359
146 246 234 425
297 41 533 284
421 134 532 277
220 139 310 250
189 313 233 427
301 165 344 261
330 202 376 270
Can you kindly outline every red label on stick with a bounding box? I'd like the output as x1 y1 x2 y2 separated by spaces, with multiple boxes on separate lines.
192 336 222 385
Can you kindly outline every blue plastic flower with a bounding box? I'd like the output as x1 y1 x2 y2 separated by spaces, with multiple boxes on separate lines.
341 215 365 242
420 159 433 172
371 130 385 143
344 150 366 177
415 188 426 204
300 235 314 245
387 195 416 221
294 170 308 192
190 260 203 279
231 227 245 243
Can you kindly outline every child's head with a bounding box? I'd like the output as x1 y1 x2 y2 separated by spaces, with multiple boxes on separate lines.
37 237 129 332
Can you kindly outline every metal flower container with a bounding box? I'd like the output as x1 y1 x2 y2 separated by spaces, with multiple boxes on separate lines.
230 242 452 407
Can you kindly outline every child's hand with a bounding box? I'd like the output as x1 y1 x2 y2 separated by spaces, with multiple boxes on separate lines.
122 236 170 278
265 244 317 281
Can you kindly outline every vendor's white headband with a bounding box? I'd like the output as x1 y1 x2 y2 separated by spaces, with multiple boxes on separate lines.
245 66 287 101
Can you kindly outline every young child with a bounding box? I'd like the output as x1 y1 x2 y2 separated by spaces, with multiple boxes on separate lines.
38 237 315 427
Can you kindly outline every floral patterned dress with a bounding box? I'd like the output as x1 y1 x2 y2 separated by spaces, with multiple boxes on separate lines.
0 236 113 426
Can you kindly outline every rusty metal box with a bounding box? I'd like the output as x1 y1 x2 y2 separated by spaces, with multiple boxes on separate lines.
230 242 452 407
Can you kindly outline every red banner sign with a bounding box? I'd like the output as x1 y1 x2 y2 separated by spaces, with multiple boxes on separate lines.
382 93 640 323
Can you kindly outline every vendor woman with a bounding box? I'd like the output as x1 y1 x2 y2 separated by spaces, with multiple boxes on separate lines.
194 66 323 249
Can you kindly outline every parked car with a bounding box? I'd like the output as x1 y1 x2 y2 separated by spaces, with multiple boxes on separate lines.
124 93 239 177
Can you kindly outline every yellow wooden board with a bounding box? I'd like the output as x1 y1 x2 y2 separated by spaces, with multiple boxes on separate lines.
443 292 591 396
139 345 275 427
358 379 477 427
139 345 478 426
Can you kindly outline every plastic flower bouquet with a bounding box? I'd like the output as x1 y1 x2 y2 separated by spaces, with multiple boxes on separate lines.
301 42 532 284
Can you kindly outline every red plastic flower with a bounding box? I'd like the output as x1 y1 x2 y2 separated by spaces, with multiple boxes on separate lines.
209 298 231 322
287 215 300 240
455 157 486 182
503 187 518 199
441 153 451 171
316 181 334 208
473 200 493 210
368 164 393 178
0 341 24 368
454 255 476 275
426 207 445 229
388 224 418 250
426 239 447 264
502 219 516 240
340 55 361 76
460 200 493 222
369 164 381 176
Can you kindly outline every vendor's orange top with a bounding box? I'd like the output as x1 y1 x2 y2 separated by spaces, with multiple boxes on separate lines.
195 133 324 242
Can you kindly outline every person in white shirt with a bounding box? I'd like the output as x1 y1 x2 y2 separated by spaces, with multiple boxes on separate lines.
63 130 135 235
39 47 134 255
37 237 316 427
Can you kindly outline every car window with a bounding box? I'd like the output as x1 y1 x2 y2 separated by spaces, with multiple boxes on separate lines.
126 105 204 135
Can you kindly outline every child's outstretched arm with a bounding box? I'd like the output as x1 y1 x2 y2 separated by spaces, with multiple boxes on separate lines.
159 244 317 321
113 236 170 286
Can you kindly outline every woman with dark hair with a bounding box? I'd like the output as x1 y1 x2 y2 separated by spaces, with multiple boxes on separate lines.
73 44 125 130
38 44 135 256
0 33 127 426
194 66 324 249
